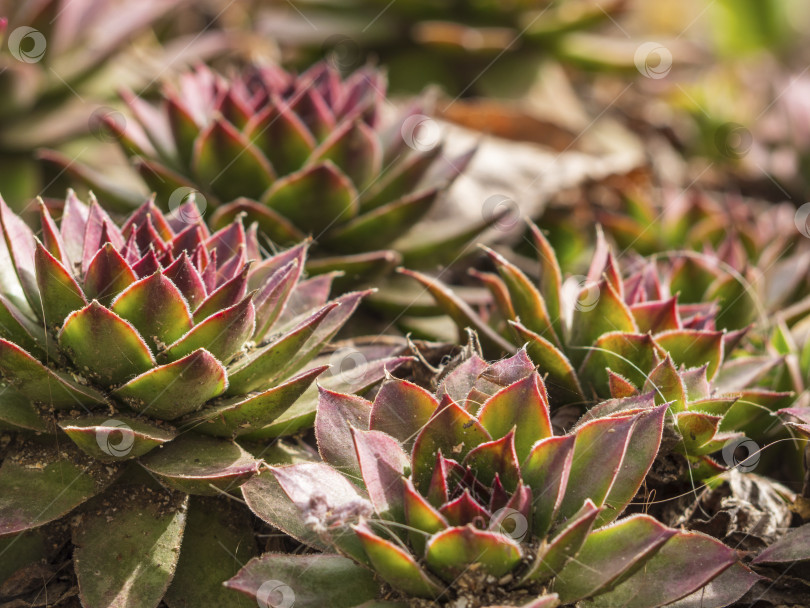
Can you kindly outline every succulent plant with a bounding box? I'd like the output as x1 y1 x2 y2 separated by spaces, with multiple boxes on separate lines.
0 0 226 208
229 349 757 607
53 61 483 283
0 191 408 606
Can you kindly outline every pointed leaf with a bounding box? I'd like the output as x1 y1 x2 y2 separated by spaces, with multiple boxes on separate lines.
261 162 358 233
60 415 175 462
226 554 380 608
139 436 260 495
352 429 408 520
752 522 810 564
555 515 677 602
163 252 207 311
643 356 687 411
59 301 155 386
478 373 552 461
310 120 381 189
654 329 724 380
112 348 227 420
463 431 521 492
578 332 661 398
83 243 138 306
425 525 522 581
369 377 439 447
34 242 85 329
247 104 316 175
354 523 442 598
664 563 761 608
521 435 576 537
111 272 194 351
569 280 636 367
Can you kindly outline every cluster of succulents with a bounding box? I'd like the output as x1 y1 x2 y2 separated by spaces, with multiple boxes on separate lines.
51 61 489 284
4 6 810 607
0 191 408 606
228 350 759 607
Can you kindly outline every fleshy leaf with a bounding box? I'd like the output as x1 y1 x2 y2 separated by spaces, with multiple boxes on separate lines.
403 478 448 555
752 523 810 564
462 431 521 492
352 429 408 520
521 435 576 537
59 301 155 386
74 489 187 608
369 377 439 447
569 280 636 367
522 499 599 583
354 522 442 598
477 373 552 461
226 554 380 608
315 387 372 477
83 243 138 306
111 272 194 352
425 525 522 581
663 563 761 608
411 395 491 493
556 415 635 522
34 242 86 329
60 415 175 462
139 435 261 495
555 514 677 602
112 348 227 420
578 332 660 398
654 329 724 380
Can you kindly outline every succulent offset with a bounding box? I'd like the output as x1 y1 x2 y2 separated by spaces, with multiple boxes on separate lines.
57 61 481 280
229 349 756 607
0 191 408 607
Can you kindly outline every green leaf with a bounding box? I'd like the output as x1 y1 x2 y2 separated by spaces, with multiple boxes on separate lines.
74 489 187 608
247 104 316 175
354 522 442 598
642 355 687 411
521 435 576 537
59 301 155 387
425 525 522 581
192 118 275 202
477 373 552 461
83 243 138 306
112 348 227 420
569 280 636 368
34 242 85 329
309 120 382 190
369 377 439 448
60 415 175 461
226 554 380 608
555 515 676 602
111 272 194 352
578 332 661 398
139 435 261 495
654 330 724 380
261 162 358 233
164 497 257 608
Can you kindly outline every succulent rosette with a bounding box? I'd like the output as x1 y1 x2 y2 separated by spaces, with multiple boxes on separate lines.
0 191 407 607
229 349 757 607
53 61 483 281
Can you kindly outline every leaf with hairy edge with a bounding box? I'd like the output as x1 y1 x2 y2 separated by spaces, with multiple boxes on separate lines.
597 404 667 526
74 490 187 608
164 497 257 608
112 349 227 420
354 522 442 598
555 514 676 603
528 222 563 338
399 268 513 354
188 366 326 437
483 246 558 347
316 387 371 477
752 523 810 564
192 118 275 202
676 412 722 452
262 162 358 233
654 329 724 380
437 354 489 405
578 332 660 398
226 554 380 608
162 294 255 363
631 298 680 334
324 189 439 253
0 386 47 432
581 531 739 608
241 471 328 550
403 478 448 555
569 280 636 368
226 303 336 395
478 374 552 461
34 242 85 329
352 429 408 520
511 321 583 404
0 196 40 312
0 296 47 359
643 356 687 411
83 243 138 306
59 302 155 386
411 395 491 493
111 272 194 351
463 432 521 492
556 415 635 522
425 525 522 581
370 378 438 447
0 339 106 408
310 120 382 190
664 563 761 608
522 499 599 583
140 436 260 495
60 415 174 462
247 105 316 175
521 436 575 537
